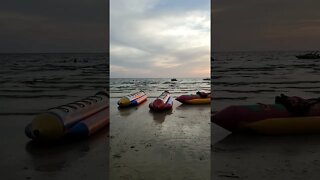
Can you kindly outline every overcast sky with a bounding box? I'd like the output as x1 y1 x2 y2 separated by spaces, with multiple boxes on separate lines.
110 0 210 78
213 0 320 52
0 0 108 53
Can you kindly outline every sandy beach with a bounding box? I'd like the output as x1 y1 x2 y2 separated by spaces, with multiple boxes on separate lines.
211 124 320 180
110 98 210 180
0 114 109 180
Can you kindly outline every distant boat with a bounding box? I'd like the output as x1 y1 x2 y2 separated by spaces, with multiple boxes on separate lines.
296 51 320 59
203 78 210 81
171 78 177 81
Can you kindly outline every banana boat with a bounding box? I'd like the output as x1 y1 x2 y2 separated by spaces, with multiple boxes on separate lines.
149 91 173 111
68 108 109 138
213 103 320 135
118 91 147 107
25 90 109 141
176 91 211 104
242 116 320 135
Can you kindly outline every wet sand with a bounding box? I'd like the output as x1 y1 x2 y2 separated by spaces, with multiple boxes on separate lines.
0 115 109 180
211 125 320 180
110 98 210 180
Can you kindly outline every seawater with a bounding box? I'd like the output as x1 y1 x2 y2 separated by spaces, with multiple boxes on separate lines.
0 53 108 114
110 78 210 98
213 51 320 112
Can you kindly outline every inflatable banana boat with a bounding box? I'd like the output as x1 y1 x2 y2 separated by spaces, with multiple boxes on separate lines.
176 92 211 104
213 103 320 135
118 91 147 107
68 108 109 138
25 91 109 141
149 91 173 111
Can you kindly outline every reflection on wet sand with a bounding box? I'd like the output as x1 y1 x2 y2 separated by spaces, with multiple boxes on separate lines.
118 100 147 117
25 128 108 173
212 133 320 180
149 109 173 124
176 103 210 110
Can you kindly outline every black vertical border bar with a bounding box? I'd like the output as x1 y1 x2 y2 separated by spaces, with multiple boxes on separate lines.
210 0 214 179
106 0 110 180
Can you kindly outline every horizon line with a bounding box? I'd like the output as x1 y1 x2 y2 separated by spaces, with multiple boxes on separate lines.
212 49 317 53
110 77 210 79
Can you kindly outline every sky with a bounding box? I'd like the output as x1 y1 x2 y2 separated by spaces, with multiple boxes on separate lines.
213 0 320 52
0 0 108 53
110 0 210 78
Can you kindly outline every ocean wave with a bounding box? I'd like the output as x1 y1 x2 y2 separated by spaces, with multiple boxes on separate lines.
0 94 77 99
213 97 248 100
214 89 276 93
214 80 320 86
0 112 40 116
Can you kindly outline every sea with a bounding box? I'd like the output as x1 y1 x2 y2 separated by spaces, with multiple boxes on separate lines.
110 78 211 98
0 53 108 115
212 51 320 113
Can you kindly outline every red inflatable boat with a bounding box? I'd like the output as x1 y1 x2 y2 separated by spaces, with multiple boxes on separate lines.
149 91 173 111
176 91 211 104
213 103 320 135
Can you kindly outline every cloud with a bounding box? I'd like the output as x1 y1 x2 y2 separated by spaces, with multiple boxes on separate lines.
0 0 108 53
152 57 181 68
110 0 210 78
110 64 152 77
212 0 320 51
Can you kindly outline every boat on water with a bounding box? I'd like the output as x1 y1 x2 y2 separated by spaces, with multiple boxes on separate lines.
171 78 177 81
296 51 320 59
